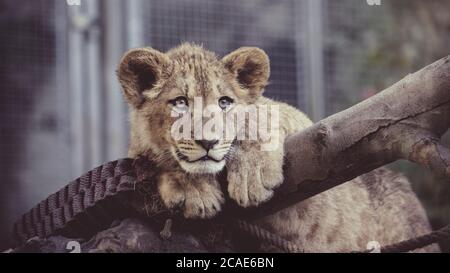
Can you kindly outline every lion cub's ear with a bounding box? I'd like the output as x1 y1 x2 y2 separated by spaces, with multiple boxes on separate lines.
117 47 171 107
222 47 270 99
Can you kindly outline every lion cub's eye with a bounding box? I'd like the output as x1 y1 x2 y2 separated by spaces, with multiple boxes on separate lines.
218 96 234 110
169 96 189 113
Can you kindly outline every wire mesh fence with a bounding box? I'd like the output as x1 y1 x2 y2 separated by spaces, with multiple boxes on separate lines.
142 0 302 108
0 0 71 248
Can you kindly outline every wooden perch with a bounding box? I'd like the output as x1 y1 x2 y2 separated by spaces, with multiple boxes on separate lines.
234 55 450 220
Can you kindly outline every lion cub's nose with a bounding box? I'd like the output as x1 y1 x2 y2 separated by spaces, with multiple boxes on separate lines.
195 140 219 151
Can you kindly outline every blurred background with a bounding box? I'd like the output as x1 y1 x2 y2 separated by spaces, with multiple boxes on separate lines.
0 0 449 251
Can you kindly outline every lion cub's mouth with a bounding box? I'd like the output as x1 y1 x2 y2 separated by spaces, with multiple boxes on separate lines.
174 148 229 174
175 149 224 163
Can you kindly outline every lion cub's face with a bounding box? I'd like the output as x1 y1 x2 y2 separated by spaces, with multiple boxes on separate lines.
117 43 270 174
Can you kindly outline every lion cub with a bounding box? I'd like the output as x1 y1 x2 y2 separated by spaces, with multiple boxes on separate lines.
117 43 439 252
117 43 308 217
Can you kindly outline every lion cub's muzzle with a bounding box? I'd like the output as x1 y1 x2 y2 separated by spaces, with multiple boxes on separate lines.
173 139 233 174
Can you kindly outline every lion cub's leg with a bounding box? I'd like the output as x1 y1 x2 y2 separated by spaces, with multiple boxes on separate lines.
157 171 224 219
227 140 285 207
226 102 310 208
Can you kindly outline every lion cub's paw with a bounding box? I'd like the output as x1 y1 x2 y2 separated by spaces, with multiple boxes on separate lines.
227 151 284 207
158 173 224 219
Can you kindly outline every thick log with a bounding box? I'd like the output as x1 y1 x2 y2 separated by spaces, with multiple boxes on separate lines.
233 55 450 220
9 218 228 253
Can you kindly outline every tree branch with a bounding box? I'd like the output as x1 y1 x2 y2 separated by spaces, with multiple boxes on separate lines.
232 55 450 220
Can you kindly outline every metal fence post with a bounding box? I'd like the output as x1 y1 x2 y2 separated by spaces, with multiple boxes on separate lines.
296 0 326 121
102 0 132 161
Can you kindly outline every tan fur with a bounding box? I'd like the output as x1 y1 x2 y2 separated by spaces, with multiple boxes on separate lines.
117 43 439 252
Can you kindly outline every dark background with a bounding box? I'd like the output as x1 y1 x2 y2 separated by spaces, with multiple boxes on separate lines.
0 0 449 251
